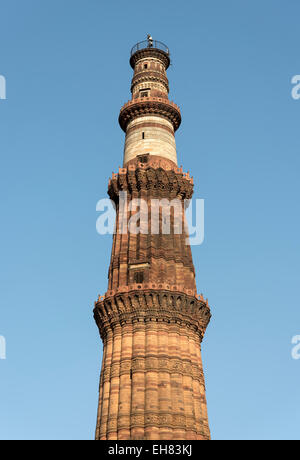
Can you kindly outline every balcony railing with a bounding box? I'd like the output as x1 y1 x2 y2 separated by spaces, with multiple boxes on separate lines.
130 40 169 56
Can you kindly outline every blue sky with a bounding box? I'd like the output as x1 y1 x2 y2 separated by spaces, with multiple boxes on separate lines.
0 0 299 440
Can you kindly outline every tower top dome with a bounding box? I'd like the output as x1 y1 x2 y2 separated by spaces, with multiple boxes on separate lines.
130 36 170 69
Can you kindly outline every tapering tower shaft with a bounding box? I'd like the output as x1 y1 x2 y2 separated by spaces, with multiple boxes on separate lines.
94 38 211 440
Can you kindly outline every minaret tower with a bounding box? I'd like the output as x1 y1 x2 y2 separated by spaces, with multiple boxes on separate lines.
94 37 211 440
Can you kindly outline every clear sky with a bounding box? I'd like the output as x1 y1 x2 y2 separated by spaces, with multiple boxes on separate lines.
0 0 299 440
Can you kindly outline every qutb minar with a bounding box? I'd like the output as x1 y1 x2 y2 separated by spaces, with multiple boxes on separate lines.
94 36 212 440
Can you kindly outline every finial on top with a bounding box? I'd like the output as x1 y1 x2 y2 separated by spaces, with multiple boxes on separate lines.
147 34 153 48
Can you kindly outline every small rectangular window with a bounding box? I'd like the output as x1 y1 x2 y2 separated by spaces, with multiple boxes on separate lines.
134 271 144 284
142 132 145 139
140 88 150 98
144 64 148 69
